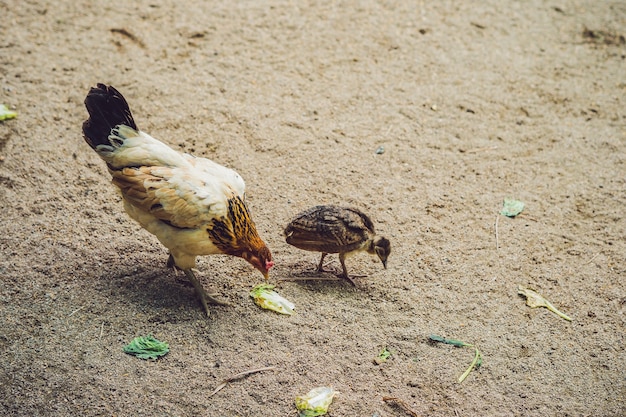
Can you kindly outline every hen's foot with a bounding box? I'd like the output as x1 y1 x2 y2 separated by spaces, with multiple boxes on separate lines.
183 269 231 316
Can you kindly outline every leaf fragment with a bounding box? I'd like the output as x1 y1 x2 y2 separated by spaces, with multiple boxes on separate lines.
518 285 572 321
429 334 482 382
0 104 17 121
458 347 483 383
123 335 169 360
374 347 393 364
250 284 295 315
500 198 525 217
295 386 337 417
428 334 471 348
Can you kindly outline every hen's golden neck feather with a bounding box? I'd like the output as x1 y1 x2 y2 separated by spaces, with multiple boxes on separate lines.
208 196 259 254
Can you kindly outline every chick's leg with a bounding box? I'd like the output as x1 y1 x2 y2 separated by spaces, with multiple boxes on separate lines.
338 253 357 286
317 253 328 272
183 269 230 317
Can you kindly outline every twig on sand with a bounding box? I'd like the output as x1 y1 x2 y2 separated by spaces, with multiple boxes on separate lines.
99 322 104 340
584 252 601 265
208 366 276 397
276 276 342 282
495 214 500 250
68 305 87 317
382 396 421 417
463 145 498 154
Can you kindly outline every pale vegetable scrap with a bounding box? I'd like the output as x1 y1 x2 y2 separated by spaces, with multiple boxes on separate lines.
0 104 17 121
295 386 337 417
250 284 295 315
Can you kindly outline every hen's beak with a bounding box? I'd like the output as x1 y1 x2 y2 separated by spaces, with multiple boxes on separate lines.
263 260 274 280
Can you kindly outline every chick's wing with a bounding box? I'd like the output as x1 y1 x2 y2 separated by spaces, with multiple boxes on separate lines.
286 209 368 253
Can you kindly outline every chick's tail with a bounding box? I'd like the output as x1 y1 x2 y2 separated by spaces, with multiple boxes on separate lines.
82 83 138 150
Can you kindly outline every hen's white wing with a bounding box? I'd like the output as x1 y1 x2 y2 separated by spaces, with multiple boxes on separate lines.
100 124 246 229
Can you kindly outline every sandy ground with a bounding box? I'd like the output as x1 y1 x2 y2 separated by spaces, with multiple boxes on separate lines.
1 0 625 416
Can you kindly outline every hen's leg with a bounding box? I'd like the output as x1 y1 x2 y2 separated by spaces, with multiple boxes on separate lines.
166 254 181 278
183 269 230 316
167 254 177 269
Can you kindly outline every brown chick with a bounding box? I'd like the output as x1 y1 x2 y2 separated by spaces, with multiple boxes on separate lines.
284 205 390 285
82 83 273 316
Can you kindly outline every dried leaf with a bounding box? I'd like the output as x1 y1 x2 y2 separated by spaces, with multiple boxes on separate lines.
250 284 295 315
518 285 572 321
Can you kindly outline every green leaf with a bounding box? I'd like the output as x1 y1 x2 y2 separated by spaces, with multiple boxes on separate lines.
0 104 17 121
430 335 482 383
123 335 169 360
500 198 525 217
374 347 394 364
378 347 392 362
429 334 472 348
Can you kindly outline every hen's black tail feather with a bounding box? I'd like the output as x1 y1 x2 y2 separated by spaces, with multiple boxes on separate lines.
82 83 138 150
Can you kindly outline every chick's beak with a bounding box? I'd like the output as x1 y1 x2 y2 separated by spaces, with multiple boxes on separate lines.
376 253 388 269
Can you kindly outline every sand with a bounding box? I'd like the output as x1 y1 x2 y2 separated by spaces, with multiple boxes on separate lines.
1 0 624 416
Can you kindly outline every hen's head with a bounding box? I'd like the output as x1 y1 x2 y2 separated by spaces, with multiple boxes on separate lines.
242 244 274 279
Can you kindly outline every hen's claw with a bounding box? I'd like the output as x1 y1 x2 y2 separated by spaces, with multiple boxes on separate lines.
183 269 231 316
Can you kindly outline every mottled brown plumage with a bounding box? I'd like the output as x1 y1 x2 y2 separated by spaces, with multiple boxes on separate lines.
284 205 390 284
82 84 273 315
